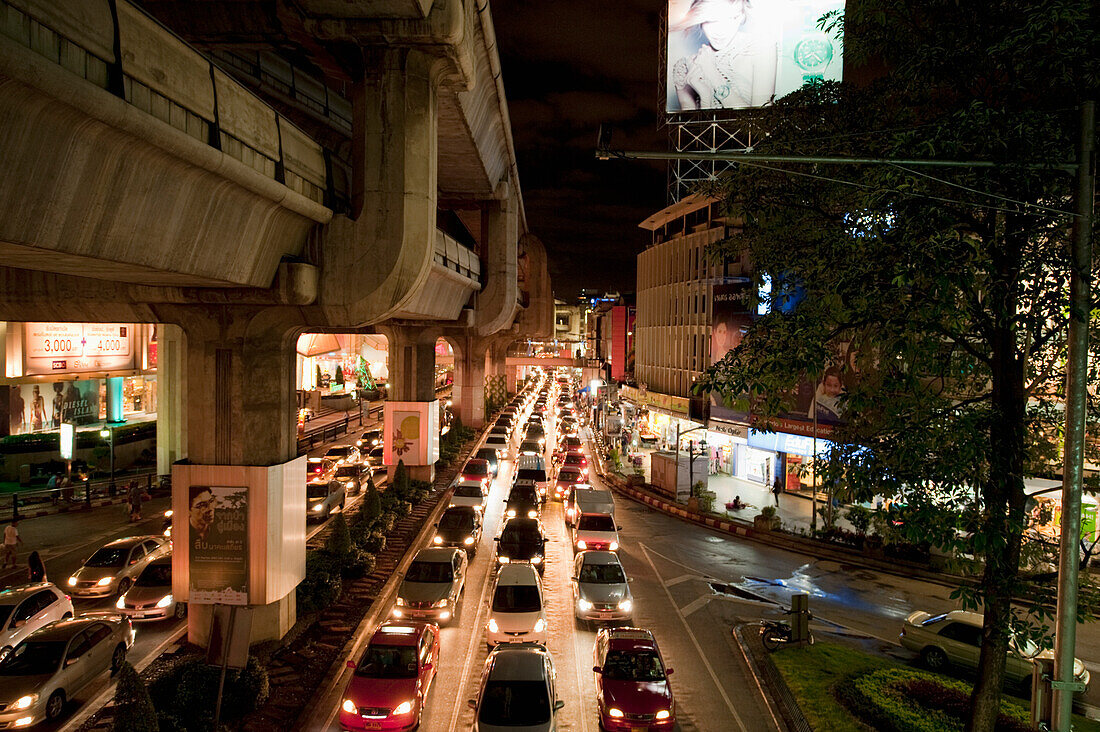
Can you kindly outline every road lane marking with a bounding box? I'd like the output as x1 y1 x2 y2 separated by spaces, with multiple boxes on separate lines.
639 542 750 732
665 573 707 588
680 595 712 616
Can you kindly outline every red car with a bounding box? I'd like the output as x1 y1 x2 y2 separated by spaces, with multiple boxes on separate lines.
340 621 439 731
461 458 493 492
554 466 586 500
593 627 675 730
562 451 589 478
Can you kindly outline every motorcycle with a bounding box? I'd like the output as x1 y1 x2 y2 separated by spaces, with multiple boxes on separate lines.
760 610 814 651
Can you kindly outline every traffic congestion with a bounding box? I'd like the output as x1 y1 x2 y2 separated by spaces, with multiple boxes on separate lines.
333 369 678 731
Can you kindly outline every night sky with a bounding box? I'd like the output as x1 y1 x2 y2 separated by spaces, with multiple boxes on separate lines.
492 1 669 300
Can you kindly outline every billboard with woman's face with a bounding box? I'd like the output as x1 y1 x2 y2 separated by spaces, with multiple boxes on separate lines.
667 0 844 112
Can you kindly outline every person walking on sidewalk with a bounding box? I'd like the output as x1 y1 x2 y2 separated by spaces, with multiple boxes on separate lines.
2 519 22 569
773 475 784 506
128 480 144 522
27 550 46 583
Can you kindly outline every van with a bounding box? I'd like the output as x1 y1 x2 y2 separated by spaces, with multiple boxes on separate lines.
514 456 549 500
574 487 615 518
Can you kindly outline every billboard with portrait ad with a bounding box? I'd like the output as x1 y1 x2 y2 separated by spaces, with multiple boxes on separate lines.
8 379 102 435
666 0 844 113
187 485 249 605
709 282 854 436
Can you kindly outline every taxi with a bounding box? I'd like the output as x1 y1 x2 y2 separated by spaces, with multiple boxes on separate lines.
340 621 439 731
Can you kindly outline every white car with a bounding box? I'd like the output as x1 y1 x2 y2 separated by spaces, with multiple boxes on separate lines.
900 609 1090 690
116 555 186 622
0 584 74 662
571 512 622 553
486 564 547 649
450 481 488 513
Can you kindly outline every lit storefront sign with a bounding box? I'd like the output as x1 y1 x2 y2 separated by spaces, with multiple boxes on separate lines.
23 323 135 375
748 428 834 457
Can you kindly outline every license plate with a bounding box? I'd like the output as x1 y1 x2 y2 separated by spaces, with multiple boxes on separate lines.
361 723 381 730
597 612 614 619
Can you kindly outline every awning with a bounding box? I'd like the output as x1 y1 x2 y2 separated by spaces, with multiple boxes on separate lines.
296 333 343 357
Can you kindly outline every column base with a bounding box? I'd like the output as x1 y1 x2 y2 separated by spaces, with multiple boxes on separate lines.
187 592 296 648
407 464 435 483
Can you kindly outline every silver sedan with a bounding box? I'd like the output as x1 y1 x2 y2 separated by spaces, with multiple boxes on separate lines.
571 551 633 625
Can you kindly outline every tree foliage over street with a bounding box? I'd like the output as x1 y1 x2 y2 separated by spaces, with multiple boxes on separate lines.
696 1 1097 730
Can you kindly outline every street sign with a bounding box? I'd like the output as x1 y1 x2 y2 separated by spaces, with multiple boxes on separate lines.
59 423 74 460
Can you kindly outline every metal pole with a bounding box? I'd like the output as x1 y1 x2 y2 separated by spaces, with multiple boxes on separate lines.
108 427 115 495
674 424 681 501
1052 100 1096 731
812 392 818 533
601 149 1078 172
213 605 237 732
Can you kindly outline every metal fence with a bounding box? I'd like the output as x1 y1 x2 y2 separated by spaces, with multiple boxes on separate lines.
1 470 164 522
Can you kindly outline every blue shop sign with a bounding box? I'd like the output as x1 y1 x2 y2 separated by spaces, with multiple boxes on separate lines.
747 429 832 457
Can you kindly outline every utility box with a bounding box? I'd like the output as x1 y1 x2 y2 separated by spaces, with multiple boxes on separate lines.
1030 656 1055 728
790 593 811 643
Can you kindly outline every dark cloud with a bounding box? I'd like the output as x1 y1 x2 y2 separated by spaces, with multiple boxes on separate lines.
494 1 668 299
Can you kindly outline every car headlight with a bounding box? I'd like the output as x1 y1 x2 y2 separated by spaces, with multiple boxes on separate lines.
578 599 593 611
656 709 671 720
609 541 619 551
530 555 542 564
97 576 113 587
13 717 33 728
11 695 37 711
608 707 624 718
342 699 357 714
396 597 406 606
116 596 126 609
434 598 449 608
433 535 443 544
464 536 475 545
576 540 587 550
534 618 546 633
157 595 173 608
527 510 538 519
312 504 324 512
68 577 77 587
506 509 516 518
498 555 510 563
618 598 633 612
488 618 499 632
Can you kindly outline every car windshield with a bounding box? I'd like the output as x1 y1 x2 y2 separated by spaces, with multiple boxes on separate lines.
136 564 172 587
578 515 616 532
307 484 331 499
602 650 665 681
479 680 550 726
369 447 384 458
565 455 585 465
0 640 65 676
509 487 539 504
405 561 453 583
517 469 546 482
465 463 488 476
579 563 626 584
439 512 474 531
86 546 128 567
455 486 483 498
335 466 360 479
476 451 496 462
501 525 541 545
492 584 542 612
559 469 581 481
356 644 418 678
520 442 540 452
526 427 545 438
326 447 351 458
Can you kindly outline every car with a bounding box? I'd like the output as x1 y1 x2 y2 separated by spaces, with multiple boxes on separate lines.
307 479 347 521
572 513 622 553
115 555 186 621
593 627 676 729
484 435 510 458
433 506 483 556
489 424 510 437
495 517 546 574
393 548 467 624
67 536 170 599
340 621 439 731
365 445 386 468
356 429 383 450
572 552 633 625
307 456 336 481
559 418 579 436
474 449 499 478
565 485 593 526
519 440 542 457
461 459 493 492
450 481 488 513
899 610 1090 689
524 424 547 447
561 451 589 478
467 643 564 732
0 616 135 727
514 466 550 501
333 462 372 494
504 482 542 520
324 445 362 465
554 467 586 500
560 436 583 453
0 584 73 662
573 487 615 521
485 564 548 648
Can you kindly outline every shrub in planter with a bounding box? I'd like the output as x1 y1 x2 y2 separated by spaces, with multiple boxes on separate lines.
845 505 872 536
169 656 270 731
112 662 158 732
391 500 412 518
297 552 342 614
696 489 717 514
327 512 352 558
393 460 410 497
376 513 395 533
361 480 382 525
340 547 375 579
359 530 387 555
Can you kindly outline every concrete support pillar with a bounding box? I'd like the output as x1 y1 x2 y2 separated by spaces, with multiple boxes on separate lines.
488 339 515 397
156 323 186 476
452 336 489 428
380 324 440 482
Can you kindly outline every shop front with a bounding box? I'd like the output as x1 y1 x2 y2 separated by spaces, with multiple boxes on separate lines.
745 428 835 493
706 420 747 476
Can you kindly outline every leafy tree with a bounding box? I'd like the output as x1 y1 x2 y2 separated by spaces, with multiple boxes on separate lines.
327 511 351 558
112 662 157 732
362 478 382 525
315 364 323 389
393 459 410 499
697 1 1097 729
334 364 344 384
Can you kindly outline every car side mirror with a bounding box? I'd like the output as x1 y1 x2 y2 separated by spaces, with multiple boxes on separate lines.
554 700 565 710
617 526 623 532
66 656 80 666
14 619 26 628
666 667 675 675
494 537 500 541
346 660 357 669
467 699 478 710
592 665 602 674
422 662 433 673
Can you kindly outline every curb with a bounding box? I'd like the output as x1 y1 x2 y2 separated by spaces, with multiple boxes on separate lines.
732 624 811 732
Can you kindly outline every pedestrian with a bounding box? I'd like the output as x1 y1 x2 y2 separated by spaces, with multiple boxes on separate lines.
47 472 59 503
128 480 143 522
2 519 22 569
60 474 74 503
27 550 46 583
773 474 783 506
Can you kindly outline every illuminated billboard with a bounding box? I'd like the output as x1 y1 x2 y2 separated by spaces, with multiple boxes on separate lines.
666 0 844 112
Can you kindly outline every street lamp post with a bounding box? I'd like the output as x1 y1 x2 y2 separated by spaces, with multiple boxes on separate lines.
99 426 115 495
674 423 707 503
687 439 708 499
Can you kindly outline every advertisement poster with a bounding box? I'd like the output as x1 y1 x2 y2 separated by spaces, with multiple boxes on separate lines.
383 401 440 466
23 322 135 375
188 485 249 605
8 380 102 435
666 0 844 112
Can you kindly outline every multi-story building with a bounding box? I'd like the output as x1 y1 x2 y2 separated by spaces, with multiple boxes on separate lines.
554 300 586 355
